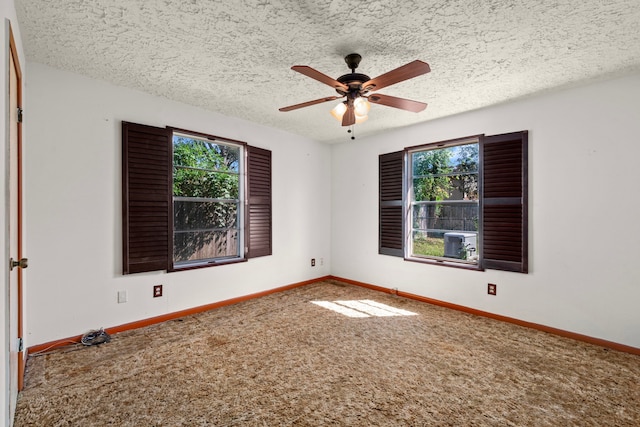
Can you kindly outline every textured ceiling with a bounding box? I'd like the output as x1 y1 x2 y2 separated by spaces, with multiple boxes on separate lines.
15 0 640 143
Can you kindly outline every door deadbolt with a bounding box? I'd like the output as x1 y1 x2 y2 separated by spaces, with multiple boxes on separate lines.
9 257 28 271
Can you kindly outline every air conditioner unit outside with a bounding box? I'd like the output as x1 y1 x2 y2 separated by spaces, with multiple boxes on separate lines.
443 232 477 260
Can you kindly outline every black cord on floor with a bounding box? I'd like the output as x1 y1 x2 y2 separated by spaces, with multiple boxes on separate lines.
80 328 111 346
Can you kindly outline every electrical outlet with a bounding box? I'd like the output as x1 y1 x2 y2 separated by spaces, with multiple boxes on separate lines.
488 283 497 295
153 285 163 298
311 258 316 267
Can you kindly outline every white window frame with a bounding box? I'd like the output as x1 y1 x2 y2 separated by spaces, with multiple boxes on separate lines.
405 136 482 268
172 131 245 268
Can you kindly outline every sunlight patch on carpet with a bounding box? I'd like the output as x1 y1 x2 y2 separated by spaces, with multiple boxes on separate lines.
311 299 418 318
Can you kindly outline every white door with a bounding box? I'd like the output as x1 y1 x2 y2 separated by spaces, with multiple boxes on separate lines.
7 28 24 425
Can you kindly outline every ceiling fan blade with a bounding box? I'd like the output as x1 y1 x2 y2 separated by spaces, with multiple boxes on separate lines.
279 96 342 112
342 103 355 127
291 65 349 91
361 60 431 92
367 94 427 112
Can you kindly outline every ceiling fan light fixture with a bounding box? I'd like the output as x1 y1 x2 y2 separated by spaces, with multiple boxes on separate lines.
331 97 370 123
330 102 347 121
354 113 368 124
354 97 370 116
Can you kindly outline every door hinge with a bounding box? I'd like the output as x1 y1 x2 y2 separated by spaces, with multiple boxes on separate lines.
17 107 23 123
17 337 23 352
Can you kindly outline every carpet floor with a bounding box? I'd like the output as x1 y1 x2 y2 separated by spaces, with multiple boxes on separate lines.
14 280 640 426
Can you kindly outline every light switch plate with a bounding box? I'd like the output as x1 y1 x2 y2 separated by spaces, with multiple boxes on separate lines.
117 291 127 303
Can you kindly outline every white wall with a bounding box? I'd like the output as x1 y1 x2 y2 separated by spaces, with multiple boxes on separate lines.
331 73 640 349
23 63 331 347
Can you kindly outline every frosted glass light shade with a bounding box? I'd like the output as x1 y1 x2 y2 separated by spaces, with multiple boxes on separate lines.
354 97 370 116
330 102 347 121
330 98 370 123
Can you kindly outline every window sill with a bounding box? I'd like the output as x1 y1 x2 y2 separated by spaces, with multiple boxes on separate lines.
404 256 484 271
169 257 247 273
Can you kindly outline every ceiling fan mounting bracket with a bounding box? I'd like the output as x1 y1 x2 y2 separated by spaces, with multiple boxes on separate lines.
344 53 362 72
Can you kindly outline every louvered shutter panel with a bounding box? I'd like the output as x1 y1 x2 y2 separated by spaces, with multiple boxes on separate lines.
481 131 528 273
122 122 171 274
246 145 272 258
379 151 404 257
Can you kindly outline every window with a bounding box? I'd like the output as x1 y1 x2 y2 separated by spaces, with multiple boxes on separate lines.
408 137 479 265
172 133 243 266
122 122 271 274
379 131 528 273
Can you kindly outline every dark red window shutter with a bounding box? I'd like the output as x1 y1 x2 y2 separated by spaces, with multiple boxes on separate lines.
379 151 404 257
481 131 528 273
122 122 171 274
246 145 272 258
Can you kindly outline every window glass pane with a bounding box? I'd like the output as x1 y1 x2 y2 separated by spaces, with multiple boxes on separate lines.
172 134 242 265
174 200 238 231
173 200 239 262
412 174 478 202
412 143 478 202
173 167 239 199
412 229 478 261
412 203 479 233
410 141 479 263
412 230 446 258
173 136 239 172
174 229 239 263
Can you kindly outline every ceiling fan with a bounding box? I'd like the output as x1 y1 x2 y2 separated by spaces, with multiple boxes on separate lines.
279 53 431 127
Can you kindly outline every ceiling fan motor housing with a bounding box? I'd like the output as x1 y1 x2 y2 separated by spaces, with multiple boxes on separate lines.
336 73 371 95
336 53 371 95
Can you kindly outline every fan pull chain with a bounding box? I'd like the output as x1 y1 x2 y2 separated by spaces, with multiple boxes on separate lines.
347 126 356 140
